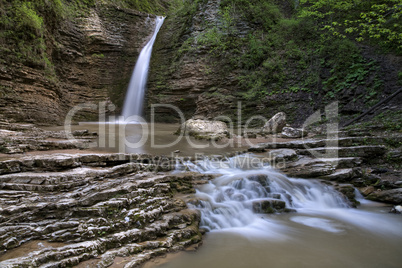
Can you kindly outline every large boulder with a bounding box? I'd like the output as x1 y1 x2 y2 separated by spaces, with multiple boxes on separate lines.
367 188 402 204
177 119 229 140
281 127 307 139
261 112 286 134
252 199 286 214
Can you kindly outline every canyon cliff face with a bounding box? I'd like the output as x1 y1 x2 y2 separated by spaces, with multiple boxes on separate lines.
147 0 402 127
1 0 401 127
0 6 156 125
147 0 238 123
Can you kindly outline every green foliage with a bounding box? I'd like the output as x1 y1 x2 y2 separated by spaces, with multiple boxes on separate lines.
299 0 402 54
373 110 402 131
321 39 373 91
0 0 168 79
353 110 402 132
170 0 389 107
15 2 44 34
92 53 105 58
0 0 73 76
198 27 226 51
220 0 283 30
220 5 237 35
240 33 270 70
114 0 168 14
398 71 402 85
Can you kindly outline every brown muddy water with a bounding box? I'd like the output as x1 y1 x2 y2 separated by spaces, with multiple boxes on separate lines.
146 202 402 268
44 122 260 156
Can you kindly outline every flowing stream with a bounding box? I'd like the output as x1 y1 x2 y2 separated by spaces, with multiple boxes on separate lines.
150 154 402 268
122 16 165 119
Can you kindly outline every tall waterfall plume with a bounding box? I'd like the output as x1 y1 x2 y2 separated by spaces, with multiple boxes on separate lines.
122 16 165 120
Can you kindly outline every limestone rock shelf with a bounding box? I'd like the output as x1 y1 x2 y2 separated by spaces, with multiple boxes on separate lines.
0 154 204 267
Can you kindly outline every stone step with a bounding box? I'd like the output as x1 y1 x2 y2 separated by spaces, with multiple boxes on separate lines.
337 135 402 147
1 182 87 192
0 164 151 192
0 139 92 154
0 153 176 175
278 157 362 179
298 145 387 159
319 168 360 182
249 135 401 152
319 157 362 169
264 149 298 162
282 162 335 178
0 214 201 268
249 139 325 151
0 167 101 183
270 155 361 169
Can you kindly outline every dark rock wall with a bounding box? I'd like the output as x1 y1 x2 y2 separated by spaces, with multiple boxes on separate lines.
1 1 400 127
147 0 235 123
0 6 156 125
147 0 402 127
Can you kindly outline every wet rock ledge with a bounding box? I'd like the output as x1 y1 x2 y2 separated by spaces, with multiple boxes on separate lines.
0 152 209 267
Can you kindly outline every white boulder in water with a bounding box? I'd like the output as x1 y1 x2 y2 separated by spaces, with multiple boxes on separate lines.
177 119 229 140
261 112 286 134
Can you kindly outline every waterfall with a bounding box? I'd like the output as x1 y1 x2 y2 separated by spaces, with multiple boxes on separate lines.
177 154 402 237
122 16 165 120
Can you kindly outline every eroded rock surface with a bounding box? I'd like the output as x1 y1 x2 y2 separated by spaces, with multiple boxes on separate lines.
0 122 97 154
0 6 156 124
249 132 402 206
0 153 204 267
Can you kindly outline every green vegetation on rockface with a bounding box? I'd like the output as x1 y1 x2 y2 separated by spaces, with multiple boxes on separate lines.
150 0 400 125
0 0 168 76
0 0 66 76
300 0 402 54
0 0 171 124
1 0 400 126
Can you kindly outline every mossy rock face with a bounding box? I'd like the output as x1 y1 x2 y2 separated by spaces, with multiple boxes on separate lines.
0 1 170 124
252 199 287 214
247 174 269 187
335 185 360 208
0 146 10 154
147 0 401 128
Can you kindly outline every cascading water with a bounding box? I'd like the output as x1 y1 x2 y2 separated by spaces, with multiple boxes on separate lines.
122 16 165 120
155 155 402 268
176 154 402 237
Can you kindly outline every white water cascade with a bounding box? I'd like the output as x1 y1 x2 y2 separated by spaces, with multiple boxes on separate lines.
122 16 165 120
177 154 402 238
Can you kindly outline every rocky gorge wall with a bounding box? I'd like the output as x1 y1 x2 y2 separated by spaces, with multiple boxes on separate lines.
0 4 156 125
147 0 402 127
1 0 401 129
